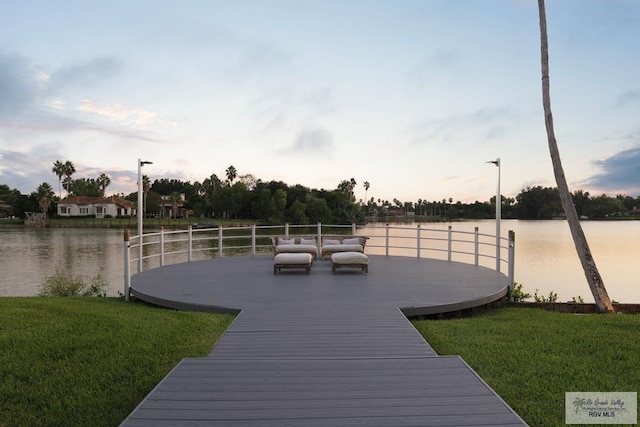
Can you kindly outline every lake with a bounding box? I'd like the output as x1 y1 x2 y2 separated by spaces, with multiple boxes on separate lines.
1 220 638 303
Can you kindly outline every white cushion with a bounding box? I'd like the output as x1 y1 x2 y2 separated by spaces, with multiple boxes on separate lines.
274 253 313 265
342 237 361 245
331 252 369 264
323 239 340 245
323 244 363 253
275 244 317 254
277 237 295 245
300 238 316 245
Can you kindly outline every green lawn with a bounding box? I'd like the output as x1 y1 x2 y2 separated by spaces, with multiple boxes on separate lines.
0 298 234 427
2 299 638 427
412 308 640 426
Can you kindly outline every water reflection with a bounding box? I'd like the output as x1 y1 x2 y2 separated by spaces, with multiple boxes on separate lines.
0 228 125 297
1 220 638 303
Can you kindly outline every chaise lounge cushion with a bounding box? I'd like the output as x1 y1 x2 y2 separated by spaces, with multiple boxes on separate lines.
321 236 368 260
331 251 369 274
274 253 313 275
272 236 318 258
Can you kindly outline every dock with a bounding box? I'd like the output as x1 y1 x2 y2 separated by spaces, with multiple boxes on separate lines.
121 255 527 426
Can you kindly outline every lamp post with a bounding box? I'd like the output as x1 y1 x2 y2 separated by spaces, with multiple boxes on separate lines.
137 159 153 272
486 158 501 271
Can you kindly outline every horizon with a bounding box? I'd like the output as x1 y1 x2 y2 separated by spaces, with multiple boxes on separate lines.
1 1 639 202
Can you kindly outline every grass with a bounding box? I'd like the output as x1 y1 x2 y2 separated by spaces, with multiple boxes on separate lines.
412 307 640 427
0 297 234 427
46 216 258 229
0 218 22 225
2 300 638 427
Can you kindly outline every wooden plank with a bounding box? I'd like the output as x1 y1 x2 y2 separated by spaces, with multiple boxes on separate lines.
120 256 527 426
123 417 527 427
129 403 515 419
139 394 504 410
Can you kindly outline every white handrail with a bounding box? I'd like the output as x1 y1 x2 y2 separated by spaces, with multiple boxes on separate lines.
125 222 515 300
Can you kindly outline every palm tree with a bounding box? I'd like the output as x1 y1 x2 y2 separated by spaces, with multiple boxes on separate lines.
142 175 151 216
62 176 74 197
36 182 55 213
51 160 65 199
62 161 75 197
538 0 614 313
363 181 370 203
226 165 237 184
97 173 111 197
169 191 182 218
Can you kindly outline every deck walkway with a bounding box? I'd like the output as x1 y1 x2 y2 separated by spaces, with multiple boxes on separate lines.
121 255 527 426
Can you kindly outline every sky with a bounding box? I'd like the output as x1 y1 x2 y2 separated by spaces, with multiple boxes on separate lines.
1 0 639 204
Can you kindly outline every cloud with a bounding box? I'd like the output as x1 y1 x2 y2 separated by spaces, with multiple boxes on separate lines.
613 90 640 109
582 143 640 195
0 145 145 195
0 52 161 142
76 100 160 131
408 106 515 145
0 146 63 193
0 108 162 143
49 56 122 90
289 128 334 154
0 54 47 116
424 50 460 68
248 86 335 134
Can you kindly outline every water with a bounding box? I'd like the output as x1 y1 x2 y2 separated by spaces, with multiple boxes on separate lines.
1 220 638 303
0 228 126 297
502 220 640 304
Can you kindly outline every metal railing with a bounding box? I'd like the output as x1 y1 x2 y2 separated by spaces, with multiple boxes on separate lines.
123 223 515 301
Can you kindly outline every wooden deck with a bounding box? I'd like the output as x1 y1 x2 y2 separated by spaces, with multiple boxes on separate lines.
121 255 527 426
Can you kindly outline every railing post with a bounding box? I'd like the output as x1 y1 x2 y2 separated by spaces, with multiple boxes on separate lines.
496 235 501 273
218 225 223 257
416 224 421 258
285 223 289 237
251 224 256 255
159 226 165 267
352 223 356 235
187 225 193 262
385 223 390 256
447 225 452 262
317 222 322 251
137 232 143 273
123 230 131 302
474 226 479 266
508 230 516 301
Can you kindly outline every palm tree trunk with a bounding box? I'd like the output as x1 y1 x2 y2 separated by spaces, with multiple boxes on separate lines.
538 0 614 313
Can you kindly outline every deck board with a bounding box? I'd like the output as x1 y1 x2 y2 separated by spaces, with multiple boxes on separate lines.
120 255 527 426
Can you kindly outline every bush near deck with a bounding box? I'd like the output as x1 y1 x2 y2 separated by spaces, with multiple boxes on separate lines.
412 307 640 427
0 298 234 427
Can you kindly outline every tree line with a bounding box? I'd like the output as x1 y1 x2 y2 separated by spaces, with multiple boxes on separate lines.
0 160 638 223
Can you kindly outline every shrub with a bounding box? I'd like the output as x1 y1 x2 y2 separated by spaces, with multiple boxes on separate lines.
534 288 558 303
39 267 107 297
509 282 531 302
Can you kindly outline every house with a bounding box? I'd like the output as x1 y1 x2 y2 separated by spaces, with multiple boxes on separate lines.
0 200 12 218
157 193 186 218
57 196 134 218
387 207 406 216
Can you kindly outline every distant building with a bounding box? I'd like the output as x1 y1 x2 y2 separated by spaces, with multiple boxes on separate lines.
0 200 12 218
158 193 186 218
387 207 405 216
56 196 134 218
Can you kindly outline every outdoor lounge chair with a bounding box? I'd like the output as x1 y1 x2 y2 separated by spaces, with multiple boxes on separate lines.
272 236 318 258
